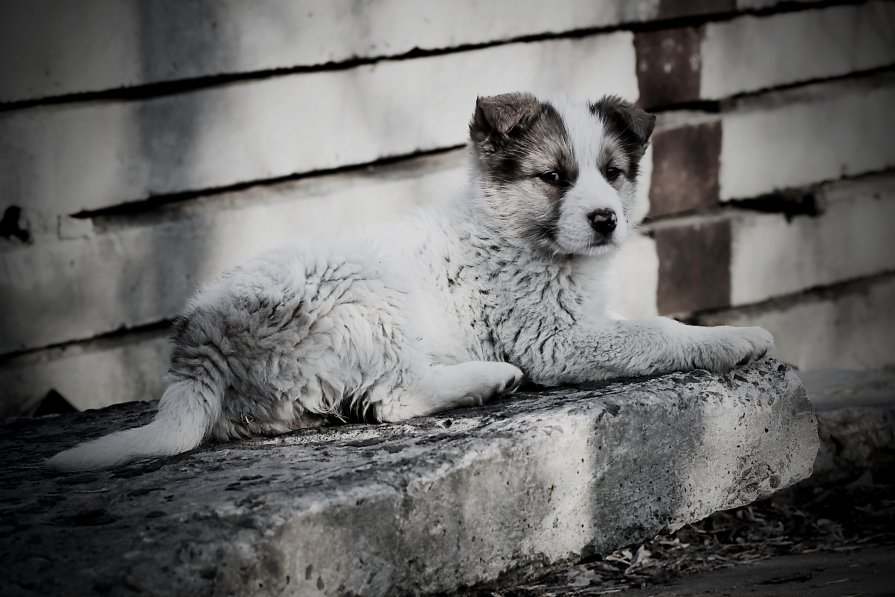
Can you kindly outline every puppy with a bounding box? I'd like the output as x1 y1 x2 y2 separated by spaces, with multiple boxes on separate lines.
48 92 773 471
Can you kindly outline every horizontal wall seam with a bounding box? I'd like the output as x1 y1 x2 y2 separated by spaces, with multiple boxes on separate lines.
0 0 866 113
0 319 173 365
683 270 895 321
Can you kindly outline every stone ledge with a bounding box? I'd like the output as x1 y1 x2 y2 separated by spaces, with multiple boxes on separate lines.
0 360 817 596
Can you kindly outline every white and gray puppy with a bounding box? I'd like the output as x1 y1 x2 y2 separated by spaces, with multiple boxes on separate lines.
48 92 773 471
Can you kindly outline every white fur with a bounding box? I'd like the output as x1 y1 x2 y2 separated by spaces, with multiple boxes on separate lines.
46 381 218 470
48 95 773 472
551 98 637 256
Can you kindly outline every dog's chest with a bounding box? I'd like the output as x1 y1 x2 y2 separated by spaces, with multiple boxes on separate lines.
437 244 583 362
410 248 495 361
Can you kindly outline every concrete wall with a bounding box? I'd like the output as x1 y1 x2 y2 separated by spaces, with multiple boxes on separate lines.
2 0 894 415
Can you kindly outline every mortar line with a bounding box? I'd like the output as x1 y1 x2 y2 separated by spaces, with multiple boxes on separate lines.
678 270 895 323
0 0 866 113
70 144 466 221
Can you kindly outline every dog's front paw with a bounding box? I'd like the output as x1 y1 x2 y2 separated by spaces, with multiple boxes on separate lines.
695 325 774 372
481 362 525 401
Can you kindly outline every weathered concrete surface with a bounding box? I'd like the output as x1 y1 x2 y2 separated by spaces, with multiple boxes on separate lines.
0 361 817 596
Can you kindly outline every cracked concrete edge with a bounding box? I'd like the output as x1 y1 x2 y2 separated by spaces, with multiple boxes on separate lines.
0 361 818 596
290 364 818 596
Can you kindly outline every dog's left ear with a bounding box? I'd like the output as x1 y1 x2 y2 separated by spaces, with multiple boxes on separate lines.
470 92 540 150
590 95 656 149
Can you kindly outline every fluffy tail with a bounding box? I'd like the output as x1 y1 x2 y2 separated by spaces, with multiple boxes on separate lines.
46 380 221 472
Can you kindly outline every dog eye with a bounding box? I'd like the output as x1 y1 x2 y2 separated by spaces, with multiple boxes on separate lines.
539 171 562 185
605 167 622 182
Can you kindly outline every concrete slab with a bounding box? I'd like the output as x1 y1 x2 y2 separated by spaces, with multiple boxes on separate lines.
0 361 817 596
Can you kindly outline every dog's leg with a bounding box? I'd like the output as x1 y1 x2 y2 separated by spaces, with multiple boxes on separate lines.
376 361 523 422
519 317 773 385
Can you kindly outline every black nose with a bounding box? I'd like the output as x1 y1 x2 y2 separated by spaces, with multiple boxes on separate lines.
588 209 617 235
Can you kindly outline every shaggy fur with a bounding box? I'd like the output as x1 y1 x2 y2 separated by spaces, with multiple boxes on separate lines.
48 93 773 471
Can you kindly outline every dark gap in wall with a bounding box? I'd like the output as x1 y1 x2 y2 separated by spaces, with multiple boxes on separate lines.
0 206 31 243
647 100 722 114
0 319 172 364
642 206 726 227
0 0 864 113
71 144 465 222
727 190 824 221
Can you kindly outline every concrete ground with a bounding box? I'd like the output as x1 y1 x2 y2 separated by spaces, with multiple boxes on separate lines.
617 545 895 597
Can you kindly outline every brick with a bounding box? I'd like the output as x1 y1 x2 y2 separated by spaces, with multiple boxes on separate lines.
720 76 895 200
729 174 895 306
649 74 895 212
0 33 637 219
635 27 704 108
702 2 895 100
635 2 895 107
655 217 732 314
650 173 895 314
699 276 895 370
0 0 654 103
648 120 722 217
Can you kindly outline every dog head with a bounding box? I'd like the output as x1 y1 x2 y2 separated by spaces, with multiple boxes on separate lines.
469 92 655 257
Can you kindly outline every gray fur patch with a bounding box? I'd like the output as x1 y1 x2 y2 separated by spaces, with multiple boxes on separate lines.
589 95 656 181
470 96 578 244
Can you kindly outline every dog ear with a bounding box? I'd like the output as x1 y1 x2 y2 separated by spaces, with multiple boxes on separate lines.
470 92 540 149
591 95 656 149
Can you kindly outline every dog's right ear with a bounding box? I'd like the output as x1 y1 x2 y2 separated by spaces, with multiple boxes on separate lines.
470 92 540 151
